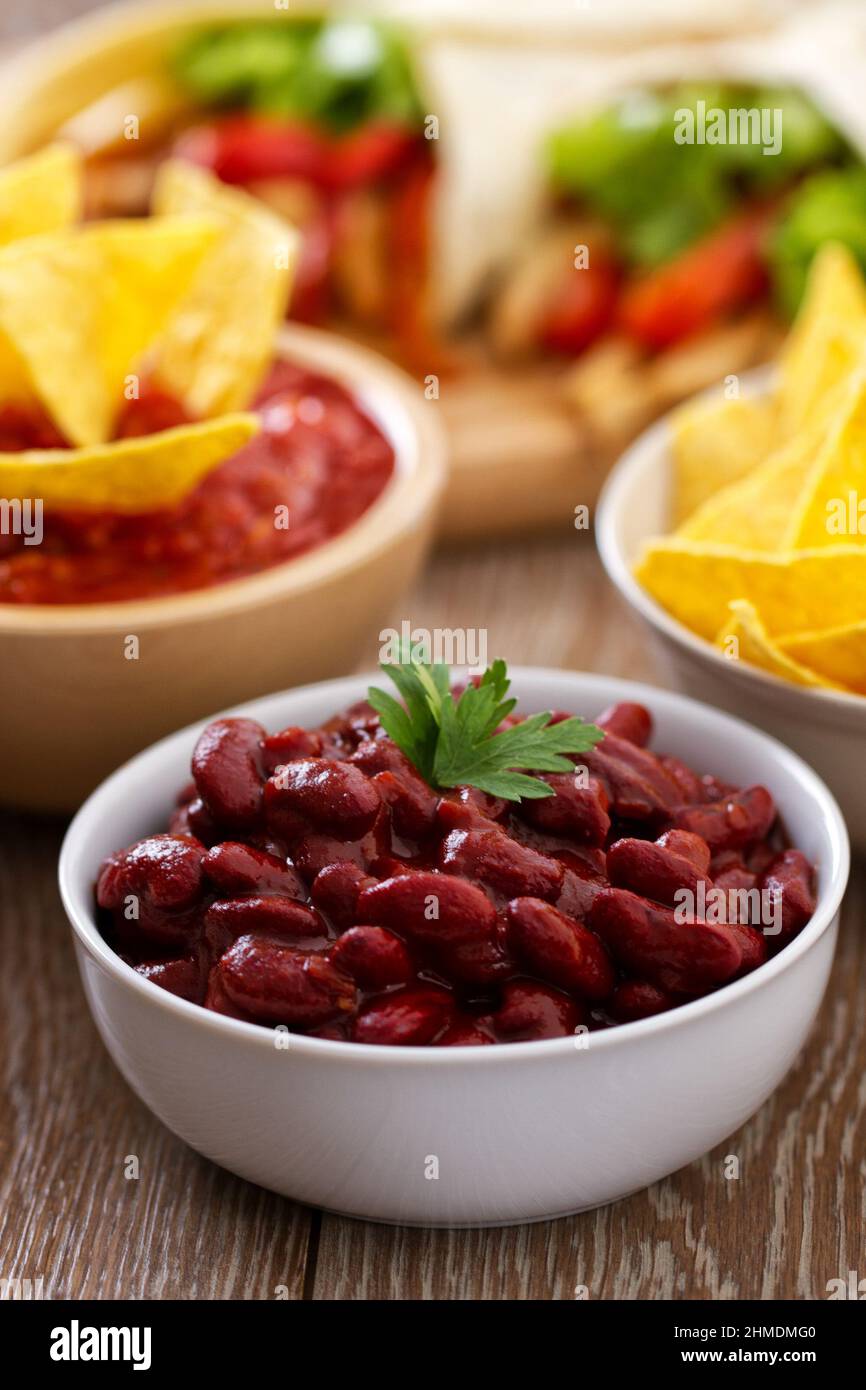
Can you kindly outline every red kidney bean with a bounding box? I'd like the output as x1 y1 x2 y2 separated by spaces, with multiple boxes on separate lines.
701 773 738 802
492 980 585 1041
506 897 614 1000
97 834 205 947
436 795 500 834
358 870 499 983
606 831 712 908
674 786 775 853
135 950 207 1004
351 986 455 1045
657 829 712 874
218 936 357 1025
435 1016 495 1046
98 834 204 913
589 888 743 994
291 807 390 881
318 699 381 750
261 726 323 775
595 701 652 747
329 926 413 989
746 841 778 876
265 757 381 840
555 853 606 921
727 922 768 974
584 732 682 824
758 849 815 946
183 797 222 846
660 755 704 804
202 841 306 898
517 773 610 845
351 738 439 838
191 718 266 828
609 980 675 1022
204 896 328 954
311 860 375 931
307 1021 350 1041
204 965 256 1020
455 786 510 821
712 862 756 897
371 770 438 840
439 826 564 901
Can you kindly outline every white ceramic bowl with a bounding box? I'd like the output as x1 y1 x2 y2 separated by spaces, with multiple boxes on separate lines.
59 669 848 1227
596 397 866 850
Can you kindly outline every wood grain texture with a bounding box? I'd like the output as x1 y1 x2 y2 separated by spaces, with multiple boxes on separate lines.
1 534 863 1301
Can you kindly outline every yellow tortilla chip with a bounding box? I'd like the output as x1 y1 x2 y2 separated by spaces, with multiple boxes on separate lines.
151 160 298 416
676 428 817 552
635 539 866 641
784 368 866 549
779 620 866 695
0 413 258 511
777 242 866 439
0 217 219 446
715 600 836 689
0 144 82 246
671 393 775 524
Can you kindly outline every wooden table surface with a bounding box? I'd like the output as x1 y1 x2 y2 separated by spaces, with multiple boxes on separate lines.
1 530 864 1301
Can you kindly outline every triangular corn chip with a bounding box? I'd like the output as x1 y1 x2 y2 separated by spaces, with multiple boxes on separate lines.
0 217 220 446
671 393 775 524
676 428 817 551
715 600 837 689
779 620 866 695
777 242 866 439
0 413 258 511
784 367 866 549
151 160 298 416
0 144 82 246
635 539 866 640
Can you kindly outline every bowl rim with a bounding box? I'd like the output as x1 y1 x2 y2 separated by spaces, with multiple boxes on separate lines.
595 376 866 721
58 666 850 1067
0 321 445 635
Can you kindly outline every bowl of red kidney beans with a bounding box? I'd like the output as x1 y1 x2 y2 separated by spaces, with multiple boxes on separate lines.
60 671 849 1225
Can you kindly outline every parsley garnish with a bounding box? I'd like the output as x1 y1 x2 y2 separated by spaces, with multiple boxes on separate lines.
367 651 604 801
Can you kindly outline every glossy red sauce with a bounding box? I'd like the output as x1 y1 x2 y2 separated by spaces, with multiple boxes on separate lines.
0 361 394 604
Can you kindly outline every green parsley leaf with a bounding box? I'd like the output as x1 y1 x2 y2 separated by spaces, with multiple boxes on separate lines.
368 652 605 801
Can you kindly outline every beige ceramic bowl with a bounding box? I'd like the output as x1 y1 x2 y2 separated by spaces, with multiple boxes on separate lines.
0 323 445 813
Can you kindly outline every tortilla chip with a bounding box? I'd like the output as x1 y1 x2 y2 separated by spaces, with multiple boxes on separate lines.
780 620 866 695
784 368 866 549
0 144 82 246
0 217 219 446
671 393 776 524
635 539 866 641
151 160 298 416
0 412 258 511
675 428 816 551
715 600 836 689
777 242 866 439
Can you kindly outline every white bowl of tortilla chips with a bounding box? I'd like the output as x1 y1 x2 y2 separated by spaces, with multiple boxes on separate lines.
597 243 866 848
0 146 444 813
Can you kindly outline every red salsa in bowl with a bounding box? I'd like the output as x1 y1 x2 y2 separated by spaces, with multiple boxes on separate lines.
95 693 817 1047
0 360 395 604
